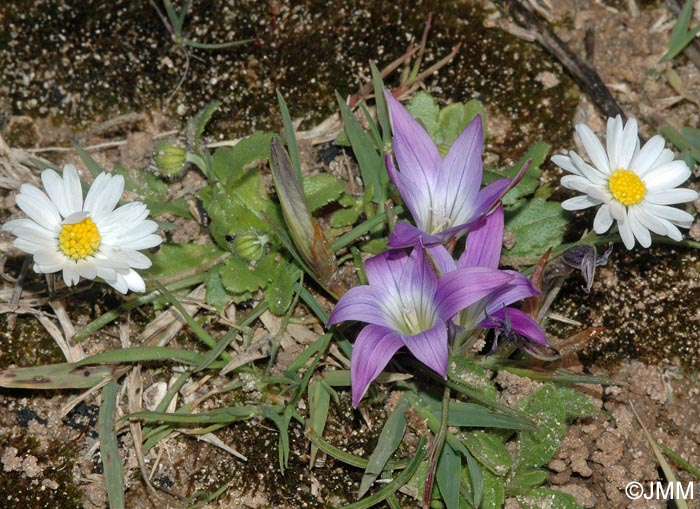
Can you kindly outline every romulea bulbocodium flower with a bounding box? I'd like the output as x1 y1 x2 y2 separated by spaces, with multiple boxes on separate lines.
3 165 163 293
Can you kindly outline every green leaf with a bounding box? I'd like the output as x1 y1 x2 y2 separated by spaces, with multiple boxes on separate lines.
147 243 226 279
479 469 505 509
303 173 346 211
331 207 362 228
660 0 700 62
212 132 274 185
436 443 461 509
508 469 549 494
463 431 512 476
204 267 230 311
448 355 498 401
515 384 595 474
219 253 275 298
358 395 410 498
504 198 568 258
406 91 440 140
265 261 300 315
485 142 550 207
112 167 192 219
517 487 582 509
276 91 303 182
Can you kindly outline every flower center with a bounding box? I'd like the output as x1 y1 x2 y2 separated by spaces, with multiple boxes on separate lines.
59 217 101 260
608 169 646 206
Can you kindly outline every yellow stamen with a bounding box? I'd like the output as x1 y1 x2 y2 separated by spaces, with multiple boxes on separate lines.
608 169 646 206
59 217 101 260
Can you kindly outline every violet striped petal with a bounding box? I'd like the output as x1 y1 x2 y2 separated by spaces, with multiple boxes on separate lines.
480 307 549 346
400 319 449 377
459 206 504 269
482 272 539 314
350 324 404 407
326 286 391 328
435 267 513 319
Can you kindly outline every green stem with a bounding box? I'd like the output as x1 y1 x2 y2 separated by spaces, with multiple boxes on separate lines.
331 205 404 252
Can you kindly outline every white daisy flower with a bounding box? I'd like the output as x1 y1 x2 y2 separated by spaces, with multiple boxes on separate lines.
552 115 698 249
3 164 163 293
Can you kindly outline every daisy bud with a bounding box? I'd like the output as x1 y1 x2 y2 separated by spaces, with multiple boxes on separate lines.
152 141 187 178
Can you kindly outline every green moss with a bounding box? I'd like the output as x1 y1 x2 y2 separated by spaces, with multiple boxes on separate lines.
0 432 83 508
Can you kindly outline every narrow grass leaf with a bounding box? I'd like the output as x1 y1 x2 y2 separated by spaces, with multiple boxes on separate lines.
308 377 331 467
358 395 410 498
75 145 105 178
276 91 302 182
336 91 386 202
76 346 207 366
99 379 125 509
661 0 700 62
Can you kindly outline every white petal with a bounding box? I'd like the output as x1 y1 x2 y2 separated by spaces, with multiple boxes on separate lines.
120 234 163 251
632 205 667 236
75 259 98 279
616 217 636 249
15 185 62 232
593 204 613 233
12 225 57 247
651 148 676 168
628 207 651 247
100 246 152 269
617 117 638 170
605 115 623 169
62 264 80 287
630 135 666 175
551 154 579 175
643 161 691 191
664 221 683 241
609 200 626 221
122 269 146 292
109 273 129 294
645 188 698 205
586 185 612 203
561 195 602 210
570 151 608 185
84 173 124 221
61 165 84 213
576 123 610 174
34 249 66 267
642 203 695 226
41 170 71 218
4 218 57 241
14 237 47 254
561 175 593 193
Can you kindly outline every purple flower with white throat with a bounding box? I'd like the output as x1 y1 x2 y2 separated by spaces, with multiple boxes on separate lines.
383 90 515 248
326 246 514 407
427 206 555 357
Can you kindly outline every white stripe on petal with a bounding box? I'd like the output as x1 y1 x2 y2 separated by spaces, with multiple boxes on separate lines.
643 161 691 191
62 264 80 287
119 234 163 251
34 249 66 267
560 175 592 193
122 270 146 293
631 205 667 236
570 151 608 184
576 123 610 174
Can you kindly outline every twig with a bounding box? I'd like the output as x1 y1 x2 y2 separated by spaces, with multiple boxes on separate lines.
495 0 626 120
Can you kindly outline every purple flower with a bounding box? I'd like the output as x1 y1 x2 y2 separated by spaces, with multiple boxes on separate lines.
427 206 553 353
327 246 514 406
384 90 514 248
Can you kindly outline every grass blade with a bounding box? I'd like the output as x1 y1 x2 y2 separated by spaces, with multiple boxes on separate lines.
99 379 125 509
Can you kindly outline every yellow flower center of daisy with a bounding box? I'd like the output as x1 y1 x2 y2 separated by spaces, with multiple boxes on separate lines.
608 169 646 206
59 217 101 260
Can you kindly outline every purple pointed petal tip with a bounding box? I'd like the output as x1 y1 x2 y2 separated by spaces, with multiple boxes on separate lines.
351 324 404 407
